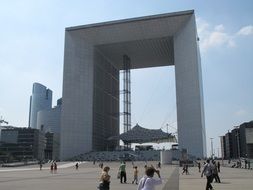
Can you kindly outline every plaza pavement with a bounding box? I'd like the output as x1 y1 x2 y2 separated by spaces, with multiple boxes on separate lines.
180 164 253 190
0 161 252 190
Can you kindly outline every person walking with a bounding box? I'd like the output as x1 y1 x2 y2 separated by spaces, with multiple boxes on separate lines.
212 161 221 183
75 162 79 170
39 161 43 170
137 166 162 190
99 162 104 169
182 164 186 175
50 163 54 173
217 161 220 172
185 164 189 175
157 162 161 169
54 162 57 173
182 164 189 175
201 159 214 190
132 166 139 185
98 166 111 190
198 162 201 172
119 161 127 183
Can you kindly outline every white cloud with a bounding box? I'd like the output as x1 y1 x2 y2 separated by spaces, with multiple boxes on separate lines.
197 18 252 52
207 32 229 46
196 18 209 35
237 25 253 36
197 18 235 52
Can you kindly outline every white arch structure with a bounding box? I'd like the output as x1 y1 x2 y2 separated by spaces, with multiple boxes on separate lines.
60 10 206 160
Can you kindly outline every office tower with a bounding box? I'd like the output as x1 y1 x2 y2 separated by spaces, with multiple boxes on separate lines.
37 98 62 160
28 83 52 129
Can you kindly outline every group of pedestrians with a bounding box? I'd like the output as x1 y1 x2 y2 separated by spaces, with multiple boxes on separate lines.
231 159 251 169
201 159 221 190
50 162 58 173
98 161 163 190
39 161 81 172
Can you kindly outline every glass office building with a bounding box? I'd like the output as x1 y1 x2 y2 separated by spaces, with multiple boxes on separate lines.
28 83 52 129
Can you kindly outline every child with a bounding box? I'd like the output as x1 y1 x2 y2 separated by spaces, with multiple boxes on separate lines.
132 166 138 184
98 166 110 190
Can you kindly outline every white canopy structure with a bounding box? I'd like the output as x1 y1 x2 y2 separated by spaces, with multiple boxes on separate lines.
109 124 177 144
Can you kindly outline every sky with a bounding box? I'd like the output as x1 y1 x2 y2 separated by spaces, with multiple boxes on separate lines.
0 0 252 157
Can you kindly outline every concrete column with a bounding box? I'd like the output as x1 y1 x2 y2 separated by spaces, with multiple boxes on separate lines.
174 15 206 158
60 31 94 160
161 150 172 164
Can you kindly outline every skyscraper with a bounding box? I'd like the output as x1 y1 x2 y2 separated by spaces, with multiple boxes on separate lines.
37 98 62 160
28 83 52 129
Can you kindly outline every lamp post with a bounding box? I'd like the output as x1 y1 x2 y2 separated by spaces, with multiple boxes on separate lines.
210 138 214 159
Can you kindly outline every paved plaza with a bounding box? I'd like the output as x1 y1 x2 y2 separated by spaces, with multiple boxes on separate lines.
0 161 252 190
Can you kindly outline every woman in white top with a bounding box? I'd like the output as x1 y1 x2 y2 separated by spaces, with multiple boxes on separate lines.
137 166 162 190
98 166 111 190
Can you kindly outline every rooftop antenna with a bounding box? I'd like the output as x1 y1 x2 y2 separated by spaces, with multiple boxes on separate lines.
0 116 9 126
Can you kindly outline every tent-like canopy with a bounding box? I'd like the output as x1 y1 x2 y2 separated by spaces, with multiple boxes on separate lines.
108 124 177 144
